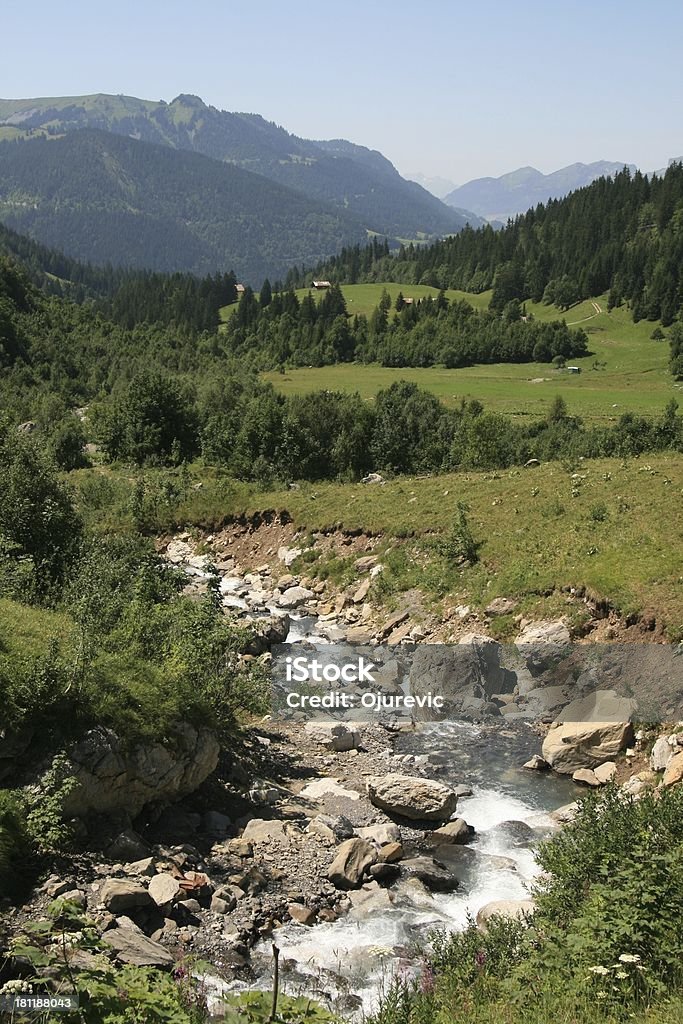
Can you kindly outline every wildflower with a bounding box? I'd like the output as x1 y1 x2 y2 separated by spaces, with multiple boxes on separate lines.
618 954 641 964
589 966 610 975
0 980 34 994
615 971 628 980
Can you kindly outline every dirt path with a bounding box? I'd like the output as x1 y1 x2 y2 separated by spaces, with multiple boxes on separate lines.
567 300 603 326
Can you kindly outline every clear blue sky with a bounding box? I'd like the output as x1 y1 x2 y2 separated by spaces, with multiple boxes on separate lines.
2 0 681 185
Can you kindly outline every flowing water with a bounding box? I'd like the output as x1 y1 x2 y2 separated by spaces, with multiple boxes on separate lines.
206 614 578 1017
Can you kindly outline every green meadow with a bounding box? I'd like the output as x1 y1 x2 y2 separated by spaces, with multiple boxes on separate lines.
255 286 675 425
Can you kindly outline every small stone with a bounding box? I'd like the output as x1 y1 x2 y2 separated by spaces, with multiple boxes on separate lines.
148 873 182 908
378 842 404 864
572 768 600 787
593 761 617 784
523 755 549 771
288 903 317 926
227 838 254 857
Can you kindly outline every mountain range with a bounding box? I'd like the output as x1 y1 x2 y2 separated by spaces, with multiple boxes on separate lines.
0 93 482 281
442 161 637 221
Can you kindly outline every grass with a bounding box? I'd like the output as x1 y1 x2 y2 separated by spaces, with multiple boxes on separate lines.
262 290 675 425
73 453 683 635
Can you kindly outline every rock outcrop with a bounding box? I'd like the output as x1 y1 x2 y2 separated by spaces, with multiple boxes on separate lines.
61 724 220 819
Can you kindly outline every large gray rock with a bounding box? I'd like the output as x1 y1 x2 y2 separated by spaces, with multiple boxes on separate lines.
304 722 361 752
102 920 174 968
651 736 674 772
476 899 536 929
424 818 473 844
515 620 571 646
61 724 220 819
241 818 287 842
299 778 361 802
400 857 459 891
328 838 377 889
356 823 402 847
148 873 182 907
542 721 634 774
367 774 457 821
100 880 153 914
278 586 314 608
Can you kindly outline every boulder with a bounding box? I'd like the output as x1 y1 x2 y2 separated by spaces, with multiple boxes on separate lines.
102 921 174 968
551 801 579 823
125 858 156 878
300 778 361 802
309 815 352 839
304 722 361 753
61 724 219 819
515 620 571 646
148 873 182 908
651 736 674 772
378 842 403 864
288 903 317 926
356 823 402 847
572 768 600 787
424 818 473 844
241 818 287 842
662 751 683 788
523 755 549 771
367 774 457 821
594 761 617 784
328 838 377 889
353 578 371 603
476 899 535 929
400 857 459 892
542 721 634 774
278 546 303 567
100 880 153 914
355 555 378 573
558 691 638 724
278 586 315 609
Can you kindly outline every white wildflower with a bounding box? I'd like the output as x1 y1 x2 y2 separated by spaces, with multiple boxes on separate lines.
589 965 610 975
618 953 642 964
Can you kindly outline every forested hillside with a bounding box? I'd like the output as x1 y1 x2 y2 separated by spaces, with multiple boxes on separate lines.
0 130 368 281
295 163 683 325
2 248 683 485
0 93 478 241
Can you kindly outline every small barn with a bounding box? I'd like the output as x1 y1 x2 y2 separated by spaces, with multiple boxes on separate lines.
312 280 332 290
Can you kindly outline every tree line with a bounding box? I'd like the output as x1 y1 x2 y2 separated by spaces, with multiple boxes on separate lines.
225 282 589 369
292 162 683 327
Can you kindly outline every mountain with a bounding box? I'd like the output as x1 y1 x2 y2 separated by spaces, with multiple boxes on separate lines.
443 161 636 222
0 130 374 282
0 93 477 241
404 172 458 199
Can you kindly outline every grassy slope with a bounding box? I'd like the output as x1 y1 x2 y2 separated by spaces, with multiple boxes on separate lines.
80 453 683 635
253 287 674 424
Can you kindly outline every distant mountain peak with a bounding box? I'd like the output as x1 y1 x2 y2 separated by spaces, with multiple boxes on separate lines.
444 160 636 222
